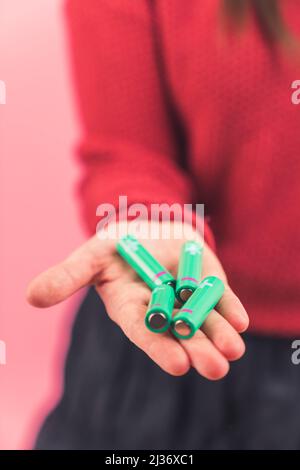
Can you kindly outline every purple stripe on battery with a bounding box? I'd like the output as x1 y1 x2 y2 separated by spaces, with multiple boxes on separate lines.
151 303 162 307
153 271 167 279
181 308 193 314
181 277 198 283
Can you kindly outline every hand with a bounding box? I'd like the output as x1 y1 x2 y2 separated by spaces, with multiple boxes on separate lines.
27 221 249 380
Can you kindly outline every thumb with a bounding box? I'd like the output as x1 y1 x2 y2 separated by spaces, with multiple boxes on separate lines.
26 235 113 308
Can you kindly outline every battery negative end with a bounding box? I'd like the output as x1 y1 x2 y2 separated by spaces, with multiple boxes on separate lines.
148 312 168 331
173 320 192 339
179 288 193 303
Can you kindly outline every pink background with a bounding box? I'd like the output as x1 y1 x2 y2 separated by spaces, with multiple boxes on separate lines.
0 0 85 449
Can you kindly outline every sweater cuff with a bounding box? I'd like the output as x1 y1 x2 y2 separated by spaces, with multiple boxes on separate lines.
190 211 216 252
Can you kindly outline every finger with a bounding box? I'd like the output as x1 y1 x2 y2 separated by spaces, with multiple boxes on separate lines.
27 235 114 308
216 285 249 333
97 280 191 377
201 245 249 332
179 329 229 380
201 310 245 361
201 244 228 283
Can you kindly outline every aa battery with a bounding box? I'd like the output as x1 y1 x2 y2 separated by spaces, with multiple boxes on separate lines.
145 284 175 333
171 276 225 340
176 240 203 303
116 235 175 290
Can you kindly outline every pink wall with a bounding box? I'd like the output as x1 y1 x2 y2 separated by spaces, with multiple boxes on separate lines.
0 0 85 449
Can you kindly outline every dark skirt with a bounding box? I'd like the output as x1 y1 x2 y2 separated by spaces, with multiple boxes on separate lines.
35 288 300 450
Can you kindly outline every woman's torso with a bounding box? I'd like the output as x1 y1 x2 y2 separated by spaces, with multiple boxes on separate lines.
155 0 300 333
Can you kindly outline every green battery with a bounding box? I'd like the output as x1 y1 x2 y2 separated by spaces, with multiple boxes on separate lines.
171 276 225 340
145 284 175 333
116 235 175 290
176 241 203 303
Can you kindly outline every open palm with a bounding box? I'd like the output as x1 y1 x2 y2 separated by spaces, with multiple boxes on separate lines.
27 221 249 380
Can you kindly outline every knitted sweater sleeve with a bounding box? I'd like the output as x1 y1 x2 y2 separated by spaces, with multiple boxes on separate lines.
64 0 215 248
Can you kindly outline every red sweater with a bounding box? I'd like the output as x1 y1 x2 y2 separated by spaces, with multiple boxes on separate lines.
65 0 300 335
